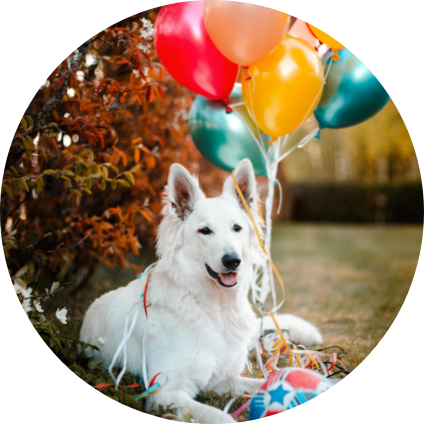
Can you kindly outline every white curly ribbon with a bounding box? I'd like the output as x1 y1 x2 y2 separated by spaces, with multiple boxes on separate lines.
108 262 157 389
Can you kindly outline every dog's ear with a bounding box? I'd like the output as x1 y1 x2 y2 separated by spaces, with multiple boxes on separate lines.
223 159 257 213
167 164 202 220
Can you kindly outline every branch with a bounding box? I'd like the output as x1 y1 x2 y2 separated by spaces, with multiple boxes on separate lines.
23 285 65 300
1 190 31 227
26 261 45 288
15 232 91 254
22 280 75 301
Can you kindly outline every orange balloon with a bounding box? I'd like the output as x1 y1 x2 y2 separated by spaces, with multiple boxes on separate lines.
204 0 291 67
288 18 320 49
307 23 345 60
242 35 324 138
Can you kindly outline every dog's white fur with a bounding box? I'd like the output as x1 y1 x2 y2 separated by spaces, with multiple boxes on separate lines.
80 159 322 423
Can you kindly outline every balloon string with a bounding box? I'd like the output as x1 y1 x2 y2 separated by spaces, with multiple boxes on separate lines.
230 106 268 159
231 171 285 305
324 49 333 84
282 134 289 148
227 101 245 108
278 127 319 162
275 178 283 215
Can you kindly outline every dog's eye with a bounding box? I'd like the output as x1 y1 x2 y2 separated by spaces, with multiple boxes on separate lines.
199 227 212 235
234 225 242 232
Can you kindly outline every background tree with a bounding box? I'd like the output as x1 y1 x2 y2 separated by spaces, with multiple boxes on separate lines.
284 101 419 184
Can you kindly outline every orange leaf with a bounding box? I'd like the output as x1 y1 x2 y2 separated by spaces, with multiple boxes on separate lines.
152 86 160 99
157 85 164 98
140 49 152 62
112 153 120 165
121 152 128 167
83 103 100 111
140 145 150 154
145 155 155 170
132 33 144 43
134 148 140 164
131 137 142 145
123 109 133 119
57 75 66 88
135 50 141 70
70 72 78 87
140 210 152 222
97 133 105 148
116 59 130 65
146 86 154 102
147 185 157 196
134 94 142 105
130 239 140 255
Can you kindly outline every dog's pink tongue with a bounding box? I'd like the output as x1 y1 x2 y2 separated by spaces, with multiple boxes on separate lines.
219 272 238 286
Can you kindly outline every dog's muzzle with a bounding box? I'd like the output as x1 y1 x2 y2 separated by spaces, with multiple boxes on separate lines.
206 264 238 288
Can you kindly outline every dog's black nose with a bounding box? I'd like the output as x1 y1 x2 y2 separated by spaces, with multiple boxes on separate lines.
222 254 241 270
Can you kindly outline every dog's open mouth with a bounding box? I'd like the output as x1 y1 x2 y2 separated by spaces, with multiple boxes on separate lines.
206 264 238 288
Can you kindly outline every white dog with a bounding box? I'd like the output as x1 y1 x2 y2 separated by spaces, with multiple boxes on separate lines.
80 159 322 423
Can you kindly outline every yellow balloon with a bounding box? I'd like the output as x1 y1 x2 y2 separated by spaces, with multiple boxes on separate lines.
307 24 345 60
242 35 324 139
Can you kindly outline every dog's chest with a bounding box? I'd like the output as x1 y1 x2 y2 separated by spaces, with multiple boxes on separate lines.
181 299 255 384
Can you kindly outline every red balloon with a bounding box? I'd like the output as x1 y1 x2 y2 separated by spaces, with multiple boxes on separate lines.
154 1 239 100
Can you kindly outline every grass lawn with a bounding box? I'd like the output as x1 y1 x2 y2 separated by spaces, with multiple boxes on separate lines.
63 223 422 420
267 223 422 375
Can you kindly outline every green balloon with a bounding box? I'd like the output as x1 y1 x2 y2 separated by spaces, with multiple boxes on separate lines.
189 83 270 176
315 49 390 129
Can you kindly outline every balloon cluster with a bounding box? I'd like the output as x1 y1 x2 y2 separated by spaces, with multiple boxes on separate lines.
154 1 390 176
154 1 391 352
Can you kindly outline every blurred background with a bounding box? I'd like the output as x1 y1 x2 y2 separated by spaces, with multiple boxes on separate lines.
280 101 422 224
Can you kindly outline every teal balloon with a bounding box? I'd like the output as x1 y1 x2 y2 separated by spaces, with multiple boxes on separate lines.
189 83 269 176
315 49 390 129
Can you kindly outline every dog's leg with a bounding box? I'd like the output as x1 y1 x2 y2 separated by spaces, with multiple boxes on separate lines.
257 314 323 346
212 376 265 397
149 389 236 423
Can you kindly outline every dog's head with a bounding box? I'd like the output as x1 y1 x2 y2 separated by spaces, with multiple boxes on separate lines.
157 159 264 291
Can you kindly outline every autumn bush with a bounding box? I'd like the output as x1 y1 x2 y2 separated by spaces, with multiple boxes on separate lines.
2 10 215 296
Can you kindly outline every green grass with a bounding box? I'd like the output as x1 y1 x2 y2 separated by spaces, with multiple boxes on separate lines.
49 224 422 421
